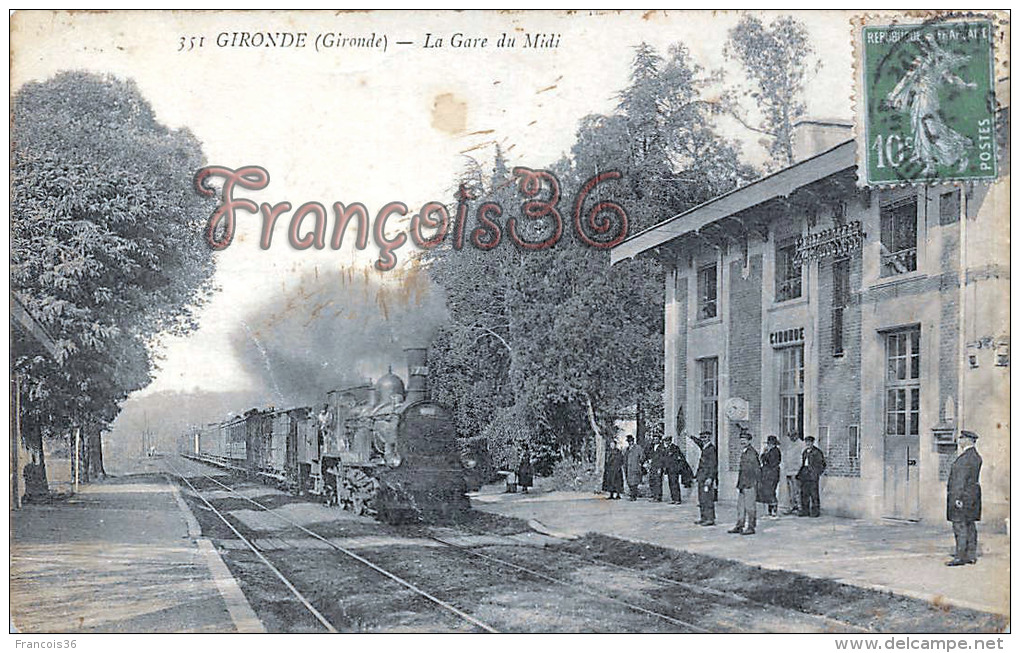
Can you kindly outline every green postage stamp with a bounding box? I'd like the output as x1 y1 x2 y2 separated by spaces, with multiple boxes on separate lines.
859 18 998 185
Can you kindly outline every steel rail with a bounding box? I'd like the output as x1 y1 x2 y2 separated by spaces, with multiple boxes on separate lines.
163 458 339 633
178 456 499 634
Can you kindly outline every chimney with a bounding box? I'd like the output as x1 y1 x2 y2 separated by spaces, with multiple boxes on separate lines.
404 347 429 404
791 119 853 162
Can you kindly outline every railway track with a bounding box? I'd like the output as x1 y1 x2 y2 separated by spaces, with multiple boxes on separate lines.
162 457 339 632
171 455 711 632
163 456 498 633
169 454 879 633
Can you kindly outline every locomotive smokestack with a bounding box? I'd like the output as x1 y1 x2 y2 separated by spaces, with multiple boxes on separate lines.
404 347 429 404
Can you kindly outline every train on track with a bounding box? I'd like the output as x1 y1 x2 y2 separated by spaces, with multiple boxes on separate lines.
181 348 472 524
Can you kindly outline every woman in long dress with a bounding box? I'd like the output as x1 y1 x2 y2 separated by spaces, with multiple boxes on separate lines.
517 444 534 494
602 441 625 499
758 435 782 517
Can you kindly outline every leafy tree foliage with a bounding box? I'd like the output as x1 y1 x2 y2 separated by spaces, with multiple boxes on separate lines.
424 43 751 474
11 72 217 481
725 14 819 168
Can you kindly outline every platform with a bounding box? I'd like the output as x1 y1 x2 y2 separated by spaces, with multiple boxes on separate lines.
10 460 263 633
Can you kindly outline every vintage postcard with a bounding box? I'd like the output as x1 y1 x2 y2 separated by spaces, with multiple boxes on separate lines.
9 9 1010 640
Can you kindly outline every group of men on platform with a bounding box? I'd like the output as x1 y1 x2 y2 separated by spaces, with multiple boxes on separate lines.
601 428 829 537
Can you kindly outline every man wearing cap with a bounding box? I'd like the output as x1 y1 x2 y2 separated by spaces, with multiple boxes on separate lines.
946 430 982 566
689 431 717 525
729 428 760 535
797 435 827 517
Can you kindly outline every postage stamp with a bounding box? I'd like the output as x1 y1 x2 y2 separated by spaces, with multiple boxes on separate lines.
856 16 999 185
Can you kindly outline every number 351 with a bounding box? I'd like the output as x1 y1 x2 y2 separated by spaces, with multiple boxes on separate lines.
178 36 205 52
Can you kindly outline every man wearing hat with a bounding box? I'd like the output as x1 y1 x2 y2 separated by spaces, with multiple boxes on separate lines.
689 431 717 525
797 435 827 517
729 428 760 535
946 430 982 566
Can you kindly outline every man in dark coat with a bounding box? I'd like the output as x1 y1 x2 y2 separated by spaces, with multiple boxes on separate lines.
797 436 827 517
648 436 665 501
729 429 761 535
946 430 982 566
662 438 694 504
689 431 717 525
624 435 645 501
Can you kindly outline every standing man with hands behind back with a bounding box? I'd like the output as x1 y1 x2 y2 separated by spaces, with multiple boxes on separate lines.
946 430 982 566
797 435 826 517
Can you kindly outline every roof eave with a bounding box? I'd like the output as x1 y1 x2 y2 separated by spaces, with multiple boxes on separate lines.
611 139 857 265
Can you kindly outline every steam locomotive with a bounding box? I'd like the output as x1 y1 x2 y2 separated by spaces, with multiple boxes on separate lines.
184 348 471 524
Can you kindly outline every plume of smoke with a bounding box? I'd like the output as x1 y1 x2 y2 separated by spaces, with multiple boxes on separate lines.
230 265 448 409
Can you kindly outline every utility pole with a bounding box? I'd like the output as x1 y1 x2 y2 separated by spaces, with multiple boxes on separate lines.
73 427 80 493
142 410 149 457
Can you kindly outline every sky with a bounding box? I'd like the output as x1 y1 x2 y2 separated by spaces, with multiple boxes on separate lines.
11 10 855 402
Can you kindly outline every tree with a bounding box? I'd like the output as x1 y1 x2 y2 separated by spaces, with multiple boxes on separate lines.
423 149 519 443
11 72 217 486
725 14 819 168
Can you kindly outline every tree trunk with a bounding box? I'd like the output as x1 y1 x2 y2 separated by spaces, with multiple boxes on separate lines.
72 426 88 485
636 399 645 445
87 430 105 479
22 423 49 500
584 394 605 488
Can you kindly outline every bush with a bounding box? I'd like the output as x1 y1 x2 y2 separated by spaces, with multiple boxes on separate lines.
546 456 601 492
481 404 537 472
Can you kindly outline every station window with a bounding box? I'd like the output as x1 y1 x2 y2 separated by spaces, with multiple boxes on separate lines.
939 189 961 226
818 425 830 456
775 238 802 302
880 198 918 276
699 357 719 444
832 258 850 357
848 425 860 462
885 328 921 436
778 345 804 440
697 264 718 320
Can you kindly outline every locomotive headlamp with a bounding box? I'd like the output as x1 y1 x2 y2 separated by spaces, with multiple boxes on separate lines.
383 441 402 467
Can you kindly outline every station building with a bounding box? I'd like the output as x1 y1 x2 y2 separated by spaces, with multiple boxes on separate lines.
612 110 1009 527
